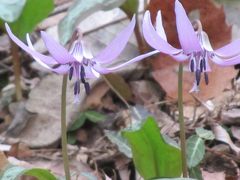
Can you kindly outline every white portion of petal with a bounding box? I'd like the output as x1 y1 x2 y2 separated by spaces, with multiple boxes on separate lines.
156 11 167 41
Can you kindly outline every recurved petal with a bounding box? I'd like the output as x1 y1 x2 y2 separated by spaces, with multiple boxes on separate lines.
41 31 76 64
83 65 100 78
214 39 240 58
142 11 182 55
94 15 136 64
81 40 93 59
93 50 159 73
211 54 240 66
156 11 167 41
5 23 58 65
175 0 202 53
26 34 57 70
51 65 70 74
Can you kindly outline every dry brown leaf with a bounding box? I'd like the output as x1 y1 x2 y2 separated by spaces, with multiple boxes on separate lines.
212 123 240 155
148 0 236 102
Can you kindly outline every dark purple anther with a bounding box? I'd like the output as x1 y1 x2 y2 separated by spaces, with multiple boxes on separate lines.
69 66 74 80
195 69 201 85
84 82 90 95
200 59 204 72
74 81 80 95
203 58 206 71
190 59 194 72
204 72 209 85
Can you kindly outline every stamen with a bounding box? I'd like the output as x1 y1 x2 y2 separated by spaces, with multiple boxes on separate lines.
200 59 204 72
190 59 195 72
204 72 209 85
202 58 207 71
84 82 90 95
74 81 80 95
80 65 86 83
69 66 74 80
195 69 201 85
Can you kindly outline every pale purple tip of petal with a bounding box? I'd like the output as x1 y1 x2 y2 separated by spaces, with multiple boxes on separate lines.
93 50 159 73
5 23 58 66
175 0 202 53
40 31 76 64
94 15 136 64
211 54 240 66
214 39 240 58
142 11 182 55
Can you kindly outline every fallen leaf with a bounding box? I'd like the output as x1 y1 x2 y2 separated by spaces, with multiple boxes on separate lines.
212 123 240 155
148 0 236 102
202 170 225 180
231 126 240 141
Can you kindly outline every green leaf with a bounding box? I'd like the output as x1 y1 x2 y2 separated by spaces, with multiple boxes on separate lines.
58 0 126 45
68 113 87 131
84 111 106 123
0 0 26 22
0 166 57 180
9 0 54 39
196 127 215 140
120 0 139 17
186 135 205 168
24 168 57 180
105 130 132 158
189 166 203 180
67 131 77 145
123 117 182 179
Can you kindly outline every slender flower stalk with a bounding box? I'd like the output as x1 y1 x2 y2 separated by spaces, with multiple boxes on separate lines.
61 74 71 180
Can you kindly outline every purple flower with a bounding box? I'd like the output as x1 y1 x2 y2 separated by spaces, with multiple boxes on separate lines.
143 0 240 92
5 16 158 102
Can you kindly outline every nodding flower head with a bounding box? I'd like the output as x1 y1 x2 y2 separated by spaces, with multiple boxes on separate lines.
143 0 240 92
5 15 159 103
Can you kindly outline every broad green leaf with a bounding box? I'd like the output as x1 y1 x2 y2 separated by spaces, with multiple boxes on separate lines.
120 0 139 17
9 0 54 39
0 0 26 22
0 166 57 180
123 117 182 179
67 131 77 145
84 111 106 123
189 166 203 180
68 113 87 131
105 130 132 158
58 0 126 45
196 127 215 140
24 168 57 180
186 135 205 168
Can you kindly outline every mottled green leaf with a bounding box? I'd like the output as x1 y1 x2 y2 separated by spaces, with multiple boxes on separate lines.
105 130 132 158
196 127 215 140
68 113 87 131
9 0 54 39
186 135 205 168
24 168 57 180
84 111 106 123
189 166 203 180
123 117 182 179
58 0 126 45
0 0 26 22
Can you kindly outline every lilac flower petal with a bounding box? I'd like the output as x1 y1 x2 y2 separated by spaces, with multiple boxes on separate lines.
93 50 159 73
200 31 213 51
69 41 83 63
214 39 240 58
26 34 56 70
51 65 70 74
175 0 202 53
83 65 99 78
142 11 182 55
81 40 93 59
41 31 76 64
94 15 136 64
211 54 240 66
5 23 57 65
156 11 167 41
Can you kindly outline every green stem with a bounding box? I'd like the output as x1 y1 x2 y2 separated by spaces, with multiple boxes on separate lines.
61 74 71 180
10 40 22 101
178 63 188 177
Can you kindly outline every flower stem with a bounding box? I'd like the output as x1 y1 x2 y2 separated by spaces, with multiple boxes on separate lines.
10 40 22 101
61 74 71 180
178 63 188 177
